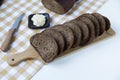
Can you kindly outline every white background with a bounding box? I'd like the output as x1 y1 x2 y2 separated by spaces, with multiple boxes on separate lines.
32 0 120 80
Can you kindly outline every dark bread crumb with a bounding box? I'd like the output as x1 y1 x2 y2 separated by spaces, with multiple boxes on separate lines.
30 33 58 63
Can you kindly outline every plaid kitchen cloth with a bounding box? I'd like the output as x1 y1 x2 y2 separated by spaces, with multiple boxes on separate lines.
0 0 106 80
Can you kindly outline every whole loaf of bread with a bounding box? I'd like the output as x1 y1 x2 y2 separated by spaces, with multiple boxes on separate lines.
42 0 77 14
0 0 4 6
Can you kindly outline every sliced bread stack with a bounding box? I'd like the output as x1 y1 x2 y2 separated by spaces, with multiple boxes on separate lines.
30 13 111 63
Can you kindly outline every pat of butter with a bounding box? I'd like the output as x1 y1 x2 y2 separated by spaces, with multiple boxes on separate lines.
31 14 46 27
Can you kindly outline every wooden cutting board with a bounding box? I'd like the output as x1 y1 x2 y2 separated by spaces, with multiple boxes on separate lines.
7 45 46 66
7 28 115 66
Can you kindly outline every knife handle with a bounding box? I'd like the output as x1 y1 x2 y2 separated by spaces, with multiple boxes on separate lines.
1 28 16 52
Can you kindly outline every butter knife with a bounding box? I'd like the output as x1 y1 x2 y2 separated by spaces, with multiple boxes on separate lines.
1 13 25 52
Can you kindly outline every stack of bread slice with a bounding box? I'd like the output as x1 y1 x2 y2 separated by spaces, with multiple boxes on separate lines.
30 13 111 63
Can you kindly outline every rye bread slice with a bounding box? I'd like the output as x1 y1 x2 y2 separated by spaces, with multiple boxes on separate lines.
76 16 96 44
81 13 100 37
41 29 65 55
52 25 74 51
92 13 106 36
71 20 89 45
42 0 76 14
63 22 82 48
30 33 58 63
103 16 111 31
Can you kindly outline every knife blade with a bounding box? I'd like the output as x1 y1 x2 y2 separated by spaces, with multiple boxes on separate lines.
1 13 25 52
